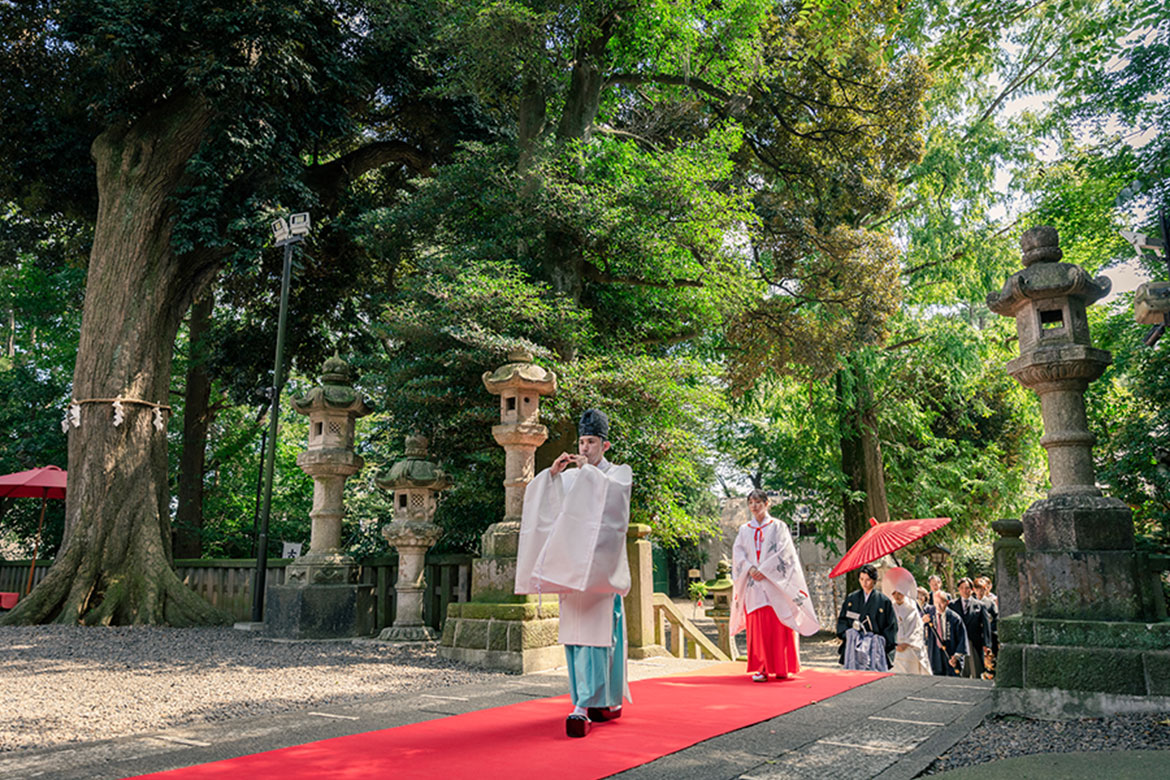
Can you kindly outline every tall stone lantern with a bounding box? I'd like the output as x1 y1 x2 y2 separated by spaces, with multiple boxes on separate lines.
438 347 563 673
474 347 557 599
377 435 451 641
987 226 1170 715
266 354 374 639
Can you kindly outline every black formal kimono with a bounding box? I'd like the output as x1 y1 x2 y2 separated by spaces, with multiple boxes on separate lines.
835 588 898 665
923 604 967 676
948 596 991 678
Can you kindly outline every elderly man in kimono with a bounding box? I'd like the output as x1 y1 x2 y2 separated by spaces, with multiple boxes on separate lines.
514 409 632 738
730 489 820 681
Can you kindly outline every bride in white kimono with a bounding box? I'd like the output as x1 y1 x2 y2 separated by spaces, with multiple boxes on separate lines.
730 490 820 681
884 567 931 675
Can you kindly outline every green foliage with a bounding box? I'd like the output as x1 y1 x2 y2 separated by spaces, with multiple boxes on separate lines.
1087 301 1170 557
0 203 88 558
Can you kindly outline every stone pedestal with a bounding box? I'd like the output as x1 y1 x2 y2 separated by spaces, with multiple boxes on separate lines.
380 519 442 641
987 227 1170 715
265 583 375 640
439 349 561 671
627 523 669 659
265 355 372 639
439 600 563 673
991 519 1025 617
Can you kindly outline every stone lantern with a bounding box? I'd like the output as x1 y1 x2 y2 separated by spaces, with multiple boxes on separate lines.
987 226 1170 715
377 435 451 641
474 347 557 598
266 354 373 639
438 347 563 673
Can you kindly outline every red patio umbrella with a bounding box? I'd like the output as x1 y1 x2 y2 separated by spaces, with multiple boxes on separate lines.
0 465 67 595
829 515 951 578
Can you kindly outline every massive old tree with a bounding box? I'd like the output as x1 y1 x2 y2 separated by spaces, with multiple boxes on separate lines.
0 1 452 624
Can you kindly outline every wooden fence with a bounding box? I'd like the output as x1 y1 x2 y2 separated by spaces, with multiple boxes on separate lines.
0 554 473 633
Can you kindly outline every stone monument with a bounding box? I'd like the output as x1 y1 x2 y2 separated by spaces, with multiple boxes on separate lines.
265 355 374 639
438 348 563 672
377 435 451 641
988 226 1170 714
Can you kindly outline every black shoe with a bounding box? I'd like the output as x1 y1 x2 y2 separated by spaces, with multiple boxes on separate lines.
586 706 622 722
566 714 591 738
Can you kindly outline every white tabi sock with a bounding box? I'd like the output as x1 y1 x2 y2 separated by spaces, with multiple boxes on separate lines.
571 706 587 718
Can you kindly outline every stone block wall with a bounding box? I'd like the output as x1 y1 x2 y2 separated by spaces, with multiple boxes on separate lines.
995 615 1170 715
439 600 563 673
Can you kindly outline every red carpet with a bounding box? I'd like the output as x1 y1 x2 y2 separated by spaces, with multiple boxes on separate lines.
130 665 887 780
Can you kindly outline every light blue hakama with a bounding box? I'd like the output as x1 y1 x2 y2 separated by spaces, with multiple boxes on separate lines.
565 594 625 708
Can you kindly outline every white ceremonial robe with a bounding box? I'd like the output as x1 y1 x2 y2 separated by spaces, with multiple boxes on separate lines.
515 458 632 647
730 518 820 638
891 599 932 675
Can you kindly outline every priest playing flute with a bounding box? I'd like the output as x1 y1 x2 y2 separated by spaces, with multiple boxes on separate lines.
515 409 633 738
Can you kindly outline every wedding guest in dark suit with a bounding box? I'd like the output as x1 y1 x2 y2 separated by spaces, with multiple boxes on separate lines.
948 577 991 679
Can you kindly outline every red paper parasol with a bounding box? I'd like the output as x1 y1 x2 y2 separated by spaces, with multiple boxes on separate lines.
0 465 67 595
829 516 951 578
0 465 67 499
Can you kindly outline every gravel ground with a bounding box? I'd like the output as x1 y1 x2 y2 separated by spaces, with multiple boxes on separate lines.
920 712 1170 775
0 625 505 753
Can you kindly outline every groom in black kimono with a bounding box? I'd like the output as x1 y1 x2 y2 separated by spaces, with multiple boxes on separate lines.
835 564 898 666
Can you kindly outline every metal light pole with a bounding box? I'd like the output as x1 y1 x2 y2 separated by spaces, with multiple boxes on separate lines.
251 212 310 623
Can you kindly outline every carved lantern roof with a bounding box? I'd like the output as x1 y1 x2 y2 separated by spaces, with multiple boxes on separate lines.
377 435 452 492
292 354 373 417
482 348 557 397
986 226 1112 316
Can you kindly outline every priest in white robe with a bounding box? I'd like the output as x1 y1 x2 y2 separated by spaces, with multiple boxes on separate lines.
515 409 632 738
730 490 820 681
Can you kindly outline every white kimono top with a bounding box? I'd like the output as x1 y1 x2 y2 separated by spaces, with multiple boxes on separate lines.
730 516 820 637
892 599 931 675
514 458 632 647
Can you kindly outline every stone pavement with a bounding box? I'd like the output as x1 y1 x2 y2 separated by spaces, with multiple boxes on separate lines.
1 635 1001 780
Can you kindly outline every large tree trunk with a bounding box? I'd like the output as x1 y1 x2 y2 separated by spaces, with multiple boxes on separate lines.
173 286 215 560
2 94 227 626
836 360 890 594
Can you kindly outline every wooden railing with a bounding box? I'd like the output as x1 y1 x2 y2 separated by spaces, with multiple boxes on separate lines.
652 592 730 661
0 554 473 633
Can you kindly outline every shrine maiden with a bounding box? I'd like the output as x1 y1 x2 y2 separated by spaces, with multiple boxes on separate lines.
514 409 631 738
730 490 820 681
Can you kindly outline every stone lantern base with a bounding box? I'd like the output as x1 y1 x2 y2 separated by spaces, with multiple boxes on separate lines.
438 599 563 674
379 625 438 642
994 617 1170 716
265 582 375 640
993 500 1170 717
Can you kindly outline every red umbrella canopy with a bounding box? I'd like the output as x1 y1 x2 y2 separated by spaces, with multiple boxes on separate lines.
0 465 67 499
829 516 951 578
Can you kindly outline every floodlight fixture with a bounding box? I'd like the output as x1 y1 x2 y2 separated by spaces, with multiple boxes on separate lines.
271 218 290 244
289 212 311 236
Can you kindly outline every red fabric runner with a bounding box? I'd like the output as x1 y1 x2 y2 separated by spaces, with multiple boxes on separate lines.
130 665 887 780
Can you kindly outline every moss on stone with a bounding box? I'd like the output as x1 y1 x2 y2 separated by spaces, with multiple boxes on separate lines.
994 645 1024 688
1143 650 1170 695
488 620 509 651
455 619 489 649
1025 646 1146 694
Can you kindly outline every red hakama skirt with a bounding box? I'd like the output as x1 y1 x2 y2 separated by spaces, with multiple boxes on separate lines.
746 606 799 677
